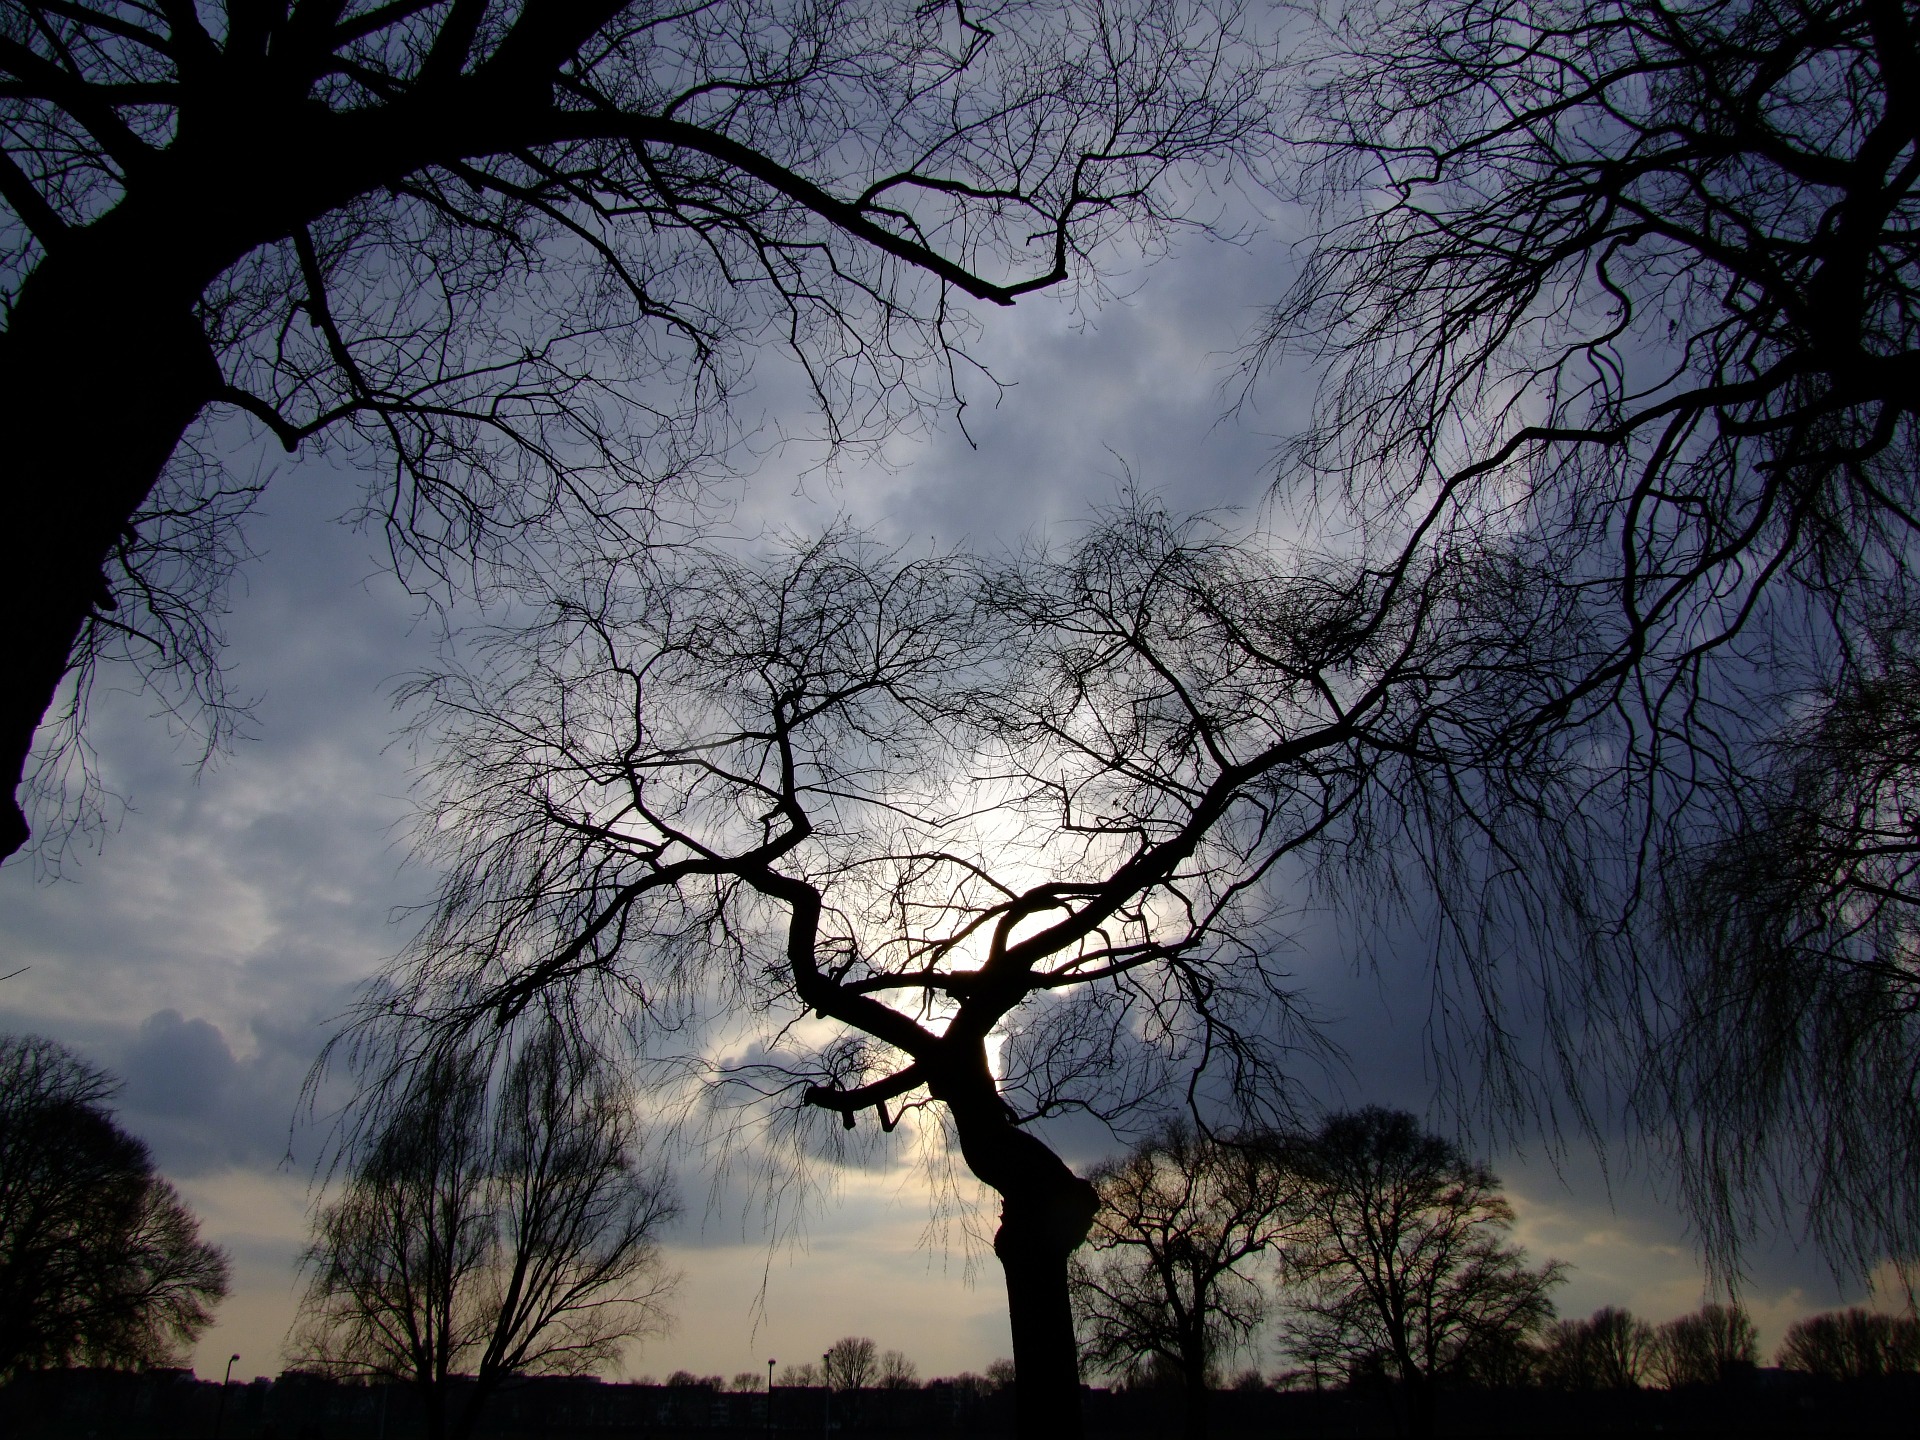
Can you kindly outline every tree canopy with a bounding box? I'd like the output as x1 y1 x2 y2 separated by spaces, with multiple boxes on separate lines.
0 1034 229 1379
0 0 1280 861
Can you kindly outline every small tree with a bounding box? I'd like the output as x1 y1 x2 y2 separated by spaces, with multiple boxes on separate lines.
1070 1123 1300 1439
1281 1109 1564 1439
0 1034 228 1379
1649 1303 1758 1388
1776 1308 1920 1380
1539 1307 1657 1390
876 1350 919 1390
777 1362 820 1388
292 1025 678 1440
824 1336 880 1390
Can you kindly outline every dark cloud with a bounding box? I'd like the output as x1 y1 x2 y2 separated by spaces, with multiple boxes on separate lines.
0 216 1880 1374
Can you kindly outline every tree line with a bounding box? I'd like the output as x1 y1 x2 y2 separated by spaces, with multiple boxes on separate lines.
5 1031 1918 1440
1071 1110 1920 1440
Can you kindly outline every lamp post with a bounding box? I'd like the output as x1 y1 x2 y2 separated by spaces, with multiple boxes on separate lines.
767 1359 777 1439
822 1352 831 1440
211 1354 239 1440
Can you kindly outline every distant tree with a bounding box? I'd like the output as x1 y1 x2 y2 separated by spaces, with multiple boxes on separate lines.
777 1362 819 1388
1539 1307 1657 1391
823 1336 880 1390
1281 1109 1564 1439
0 0 1287 865
291 1025 678 1440
665 1371 725 1389
985 1358 1018 1390
1649 1304 1758 1388
731 1371 765 1393
1070 1123 1301 1438
1776 1308 1920 1380
0 1034 229 1379
876 1350 919 1390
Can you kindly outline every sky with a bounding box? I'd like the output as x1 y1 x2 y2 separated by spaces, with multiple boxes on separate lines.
0 214 1899 1389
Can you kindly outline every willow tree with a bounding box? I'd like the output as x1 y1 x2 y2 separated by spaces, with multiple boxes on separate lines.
0 0 1279 859
356 477 1626 1439
1258 0 1920 1277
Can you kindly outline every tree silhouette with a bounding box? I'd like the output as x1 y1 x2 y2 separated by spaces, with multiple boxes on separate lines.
1280 1109 1563 1440
0 0 1281 860
1776 1307 1920 1380
1256 0 1920 1282
1538 1307 1657 1391
358 483 1627 1438
1648 1303 1757 1388
822 1336 879 1391
1070 1123 1298 1439
0 1034 229 1378
291 1024 678 1440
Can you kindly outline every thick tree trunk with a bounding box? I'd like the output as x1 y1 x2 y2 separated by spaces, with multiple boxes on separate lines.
943 1081 1098 1440
1180 1341 1210 1440
0 235 224 860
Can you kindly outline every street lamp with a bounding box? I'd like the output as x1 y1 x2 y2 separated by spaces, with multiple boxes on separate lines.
822 1352 832 1440
767 1359 776 1440
211 1354 240 1440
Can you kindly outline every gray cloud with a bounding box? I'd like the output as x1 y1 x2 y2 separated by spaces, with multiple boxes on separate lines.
0 218 1882 1378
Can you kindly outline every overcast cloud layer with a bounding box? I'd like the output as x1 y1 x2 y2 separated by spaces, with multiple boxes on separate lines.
0 224 1895 1386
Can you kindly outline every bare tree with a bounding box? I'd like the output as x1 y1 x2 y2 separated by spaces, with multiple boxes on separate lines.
1538 1307 1657 1391
823 1336 879 1390
1280 1109 1563 1440
0 1034 229 1379
291 1024 679 1440
1647 1303 1757 1388
876 1349 919 1389
367 490 1602 1439
1776 1307 1920 1380
1069 1123 1299 1439
1255 0 1920 1278
0 0 1282 861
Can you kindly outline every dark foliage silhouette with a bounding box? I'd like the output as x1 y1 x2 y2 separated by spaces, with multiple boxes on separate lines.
1776 1307 1920 1379
1280 1110 1562 1438
0 1034 229 1378
1538 1306 1657 1391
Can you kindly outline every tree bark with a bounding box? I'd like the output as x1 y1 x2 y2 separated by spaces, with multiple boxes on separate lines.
943 1076 1098 1440
0 228 226 860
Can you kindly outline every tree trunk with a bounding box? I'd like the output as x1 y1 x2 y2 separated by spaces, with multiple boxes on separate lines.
0 233 225 860
943 1079 1098 1440
1180 1338 1210 1440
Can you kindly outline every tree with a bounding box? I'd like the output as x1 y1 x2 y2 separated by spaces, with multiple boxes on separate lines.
1280 1109 1564 1439
1648 1303 1758 1388
876 1349 919 1389
1538 1307 1657 1391
777 1361 819 1388
0 1034 229 1378
1256 0 1920 1278
291 1024 678 1440
365 474 1631 1440
822 1336 879 1390
1069 1123 1299 1439
0 0 1282 862
1776 1307 1920 1379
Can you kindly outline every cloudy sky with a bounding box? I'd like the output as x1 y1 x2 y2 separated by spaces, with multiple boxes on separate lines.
0 215 1891 1388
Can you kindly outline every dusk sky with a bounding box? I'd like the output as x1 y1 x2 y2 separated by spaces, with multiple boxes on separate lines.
0 213 1893 1387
